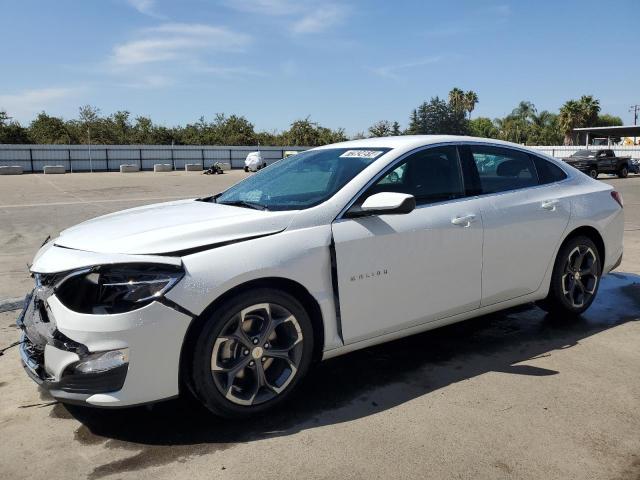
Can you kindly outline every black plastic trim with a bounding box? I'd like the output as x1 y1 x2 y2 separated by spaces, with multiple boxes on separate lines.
158 297 196 318
328 236 344 343
157 231 283 257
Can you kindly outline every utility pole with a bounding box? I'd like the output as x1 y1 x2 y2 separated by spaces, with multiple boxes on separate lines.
87 127 93 173
630 105 640 145
630 105 639 125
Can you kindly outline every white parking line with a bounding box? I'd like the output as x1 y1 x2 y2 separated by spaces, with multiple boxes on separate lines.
0 195 192 209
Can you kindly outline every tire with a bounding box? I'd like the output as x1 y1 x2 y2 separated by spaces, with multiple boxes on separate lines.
538 235 601 316
618 165 629 178
189 288 314 418
244 166 249 172
588 168 598 179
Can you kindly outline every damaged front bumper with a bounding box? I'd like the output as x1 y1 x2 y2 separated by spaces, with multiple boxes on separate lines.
16 276 193 407
18 290 129 403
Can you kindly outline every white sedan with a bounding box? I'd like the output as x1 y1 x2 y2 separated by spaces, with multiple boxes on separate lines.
18 136 624 417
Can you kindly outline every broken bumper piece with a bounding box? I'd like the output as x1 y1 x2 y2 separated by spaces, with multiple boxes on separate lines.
16 287 192 407
20 332 129 401
17 291 129 402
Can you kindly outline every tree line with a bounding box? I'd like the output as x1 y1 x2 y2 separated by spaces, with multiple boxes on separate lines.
0 107 347 147
0 91 623 147
366 89 622 146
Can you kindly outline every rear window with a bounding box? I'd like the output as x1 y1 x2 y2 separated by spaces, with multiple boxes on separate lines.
469 146 537 194
532 156 568 184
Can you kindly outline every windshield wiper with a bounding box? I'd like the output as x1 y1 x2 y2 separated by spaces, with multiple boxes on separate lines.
218 200 269 211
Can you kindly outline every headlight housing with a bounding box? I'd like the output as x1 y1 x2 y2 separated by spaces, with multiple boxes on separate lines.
54 264 184 314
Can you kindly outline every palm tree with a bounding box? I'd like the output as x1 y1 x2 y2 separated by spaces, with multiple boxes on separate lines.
578 95 600 126
464 91 479 119
558 100 582 145
512 101 537 122
448 88 465 114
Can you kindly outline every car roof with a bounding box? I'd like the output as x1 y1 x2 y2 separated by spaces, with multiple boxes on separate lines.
313 135 528 152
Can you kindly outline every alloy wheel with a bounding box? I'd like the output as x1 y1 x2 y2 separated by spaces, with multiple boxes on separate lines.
561 245 599 308
210 303 304 406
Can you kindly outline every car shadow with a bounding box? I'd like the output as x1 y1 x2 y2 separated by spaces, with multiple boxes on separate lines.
58 272 640 478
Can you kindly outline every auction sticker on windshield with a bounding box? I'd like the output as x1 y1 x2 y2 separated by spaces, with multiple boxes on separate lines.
340 150 384 159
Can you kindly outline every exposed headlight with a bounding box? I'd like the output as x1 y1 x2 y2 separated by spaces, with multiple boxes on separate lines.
55 264 184 314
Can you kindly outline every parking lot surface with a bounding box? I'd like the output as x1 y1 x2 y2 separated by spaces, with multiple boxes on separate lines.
0 172 639 479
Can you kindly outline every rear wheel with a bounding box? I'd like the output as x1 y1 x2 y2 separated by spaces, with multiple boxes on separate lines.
538 236 601 316
618 165 629 178
189 288 314 418
588 168 598 179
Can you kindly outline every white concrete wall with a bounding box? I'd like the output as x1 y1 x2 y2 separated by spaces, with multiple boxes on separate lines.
0 145 310 172
530 145 640 159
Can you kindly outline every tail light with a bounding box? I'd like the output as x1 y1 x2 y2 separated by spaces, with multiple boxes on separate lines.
611 191 623 208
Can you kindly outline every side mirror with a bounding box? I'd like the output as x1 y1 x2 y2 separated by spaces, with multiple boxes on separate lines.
347 192 416 217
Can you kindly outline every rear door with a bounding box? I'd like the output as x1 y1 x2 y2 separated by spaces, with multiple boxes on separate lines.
461 145 571 306
332 145 484 344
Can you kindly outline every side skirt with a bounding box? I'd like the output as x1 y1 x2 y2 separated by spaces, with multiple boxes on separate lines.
321 289 548 360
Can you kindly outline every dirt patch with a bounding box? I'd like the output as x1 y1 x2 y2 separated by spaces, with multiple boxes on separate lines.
89 443 216 480
49 403 74 419
74 421 231 479
614 454 640 480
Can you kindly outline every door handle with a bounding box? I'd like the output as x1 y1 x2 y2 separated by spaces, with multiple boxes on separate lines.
451 214 476 227
541 199 559 211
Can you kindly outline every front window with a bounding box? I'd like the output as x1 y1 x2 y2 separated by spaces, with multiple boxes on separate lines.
215 148 390 211
570 150 596 158
361 146 465 206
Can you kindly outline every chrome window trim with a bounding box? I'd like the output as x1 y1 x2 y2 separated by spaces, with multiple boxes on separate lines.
335 140 574 221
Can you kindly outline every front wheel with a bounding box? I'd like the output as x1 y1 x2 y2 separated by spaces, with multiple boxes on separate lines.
588 168 598 179
538 236 601 316
189 289 314 418
618 166 629 178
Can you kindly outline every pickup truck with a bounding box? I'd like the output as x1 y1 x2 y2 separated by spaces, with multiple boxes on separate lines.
562 149 634 179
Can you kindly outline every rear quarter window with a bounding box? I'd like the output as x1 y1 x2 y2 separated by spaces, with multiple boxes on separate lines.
532 156 568 184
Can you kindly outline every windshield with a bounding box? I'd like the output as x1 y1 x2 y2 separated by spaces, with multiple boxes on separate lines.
216 148 390 211
570 150 595 158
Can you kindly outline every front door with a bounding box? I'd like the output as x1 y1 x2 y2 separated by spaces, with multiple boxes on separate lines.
331 146 484 344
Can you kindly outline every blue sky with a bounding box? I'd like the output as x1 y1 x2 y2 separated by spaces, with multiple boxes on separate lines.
1 0 638 135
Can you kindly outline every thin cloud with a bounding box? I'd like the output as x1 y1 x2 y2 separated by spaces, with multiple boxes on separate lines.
223 0 298 15
0 87 81 121
196 64 267 78
488 4 511 16
118 75 175 89
110 23 251 66
292 5 348 34
421 24 471 38
370 56 443 82
223 0 349 34
125 0 164 18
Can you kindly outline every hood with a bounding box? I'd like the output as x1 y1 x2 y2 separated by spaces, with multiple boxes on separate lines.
54 199 296 255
